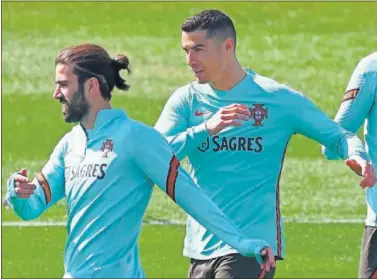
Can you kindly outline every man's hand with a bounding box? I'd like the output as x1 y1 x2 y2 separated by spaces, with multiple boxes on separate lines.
260 247 276 272
205 104 250 136
346 156 376 188
14 168 36 198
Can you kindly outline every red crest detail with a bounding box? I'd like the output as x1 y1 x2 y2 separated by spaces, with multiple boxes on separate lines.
249 104 268 126
101 139 114 157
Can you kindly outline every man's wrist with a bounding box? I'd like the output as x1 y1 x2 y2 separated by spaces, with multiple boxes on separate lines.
204 121 215 136
348 155 368 165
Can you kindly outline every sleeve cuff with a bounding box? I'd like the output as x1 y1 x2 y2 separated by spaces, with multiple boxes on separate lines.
5 172 21 207
6 172 19 198
322 145 341 160
254 243 270 265
238 239 270 263
348 154 371 164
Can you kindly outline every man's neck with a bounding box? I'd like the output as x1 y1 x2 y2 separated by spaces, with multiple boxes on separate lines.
210 61 246 91
80 102 111 130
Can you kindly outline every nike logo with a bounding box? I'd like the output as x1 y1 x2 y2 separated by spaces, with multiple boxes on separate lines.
195 110 210 117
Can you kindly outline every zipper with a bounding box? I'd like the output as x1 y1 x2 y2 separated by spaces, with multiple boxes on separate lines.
80 123 89 157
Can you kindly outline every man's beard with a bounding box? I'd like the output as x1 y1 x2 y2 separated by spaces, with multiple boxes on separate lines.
60 84 90 123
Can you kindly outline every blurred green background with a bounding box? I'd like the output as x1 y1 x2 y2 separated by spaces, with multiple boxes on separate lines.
2 2 376 278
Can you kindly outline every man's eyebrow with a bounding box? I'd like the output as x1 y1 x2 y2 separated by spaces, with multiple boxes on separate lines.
182 44 206 50
55 80 68 85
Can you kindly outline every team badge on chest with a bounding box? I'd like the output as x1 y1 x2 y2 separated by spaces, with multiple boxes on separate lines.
249 104 268 126
101 139 114 158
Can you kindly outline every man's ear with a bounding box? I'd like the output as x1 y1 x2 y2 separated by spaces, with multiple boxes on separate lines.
223 38 235 52
86 77 100 95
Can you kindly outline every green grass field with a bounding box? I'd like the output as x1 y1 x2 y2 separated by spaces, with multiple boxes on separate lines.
2 2 376 278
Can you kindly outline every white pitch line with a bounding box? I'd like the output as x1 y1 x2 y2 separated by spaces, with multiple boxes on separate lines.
2 221 66 227
1 218 364 227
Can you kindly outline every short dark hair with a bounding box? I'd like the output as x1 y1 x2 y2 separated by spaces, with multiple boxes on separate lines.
55 43 131 100
181 9 237 46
